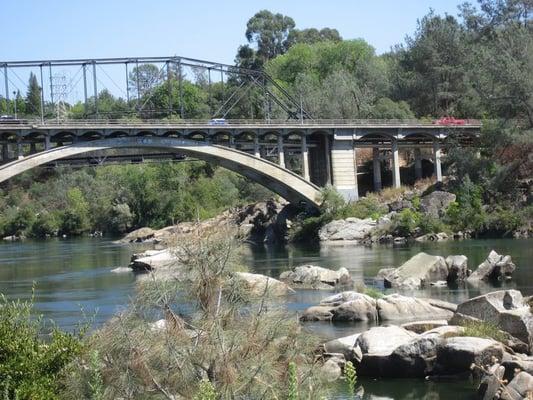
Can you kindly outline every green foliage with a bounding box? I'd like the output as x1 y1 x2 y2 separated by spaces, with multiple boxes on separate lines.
0 293 83 399
460 321 507 343
30 211 60 238
344 361 357 396
363 287 384 299
60 188 91 235
193 379 217 400
392 208 422 237
87 351 104 400
287 362 298 400
445 176 486 233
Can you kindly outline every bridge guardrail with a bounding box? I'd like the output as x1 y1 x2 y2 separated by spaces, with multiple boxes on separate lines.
0 118 483 127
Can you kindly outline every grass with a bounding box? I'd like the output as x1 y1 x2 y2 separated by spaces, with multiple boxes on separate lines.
460 320 507 343
363 287 384 299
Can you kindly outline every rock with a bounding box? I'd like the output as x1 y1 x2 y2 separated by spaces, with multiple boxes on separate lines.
233 272 294 297
430 280 448 287
502 354 533 383
445 255 469 281
301 292 378 322
501 371 533 400
379 252 449 289
324 334 361 361
354 325 419 377
401 320 448 334
388 200 413 212
421 325 466 338
468 250 517 282
415 232 449 242
110 267 132 274
3 235 25 241
477 362 506 400
455 290 533 348
129 249 177 271
121 227 156 243
318 218 376 242
377 294 454 321
419 191 456 218
434 337 504 376
150 319 167 331
320 358 343 382
388 335 442 378
279 265 353 290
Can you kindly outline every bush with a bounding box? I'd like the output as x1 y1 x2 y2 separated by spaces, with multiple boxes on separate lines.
0 293 83 399
30 212 61 238
391 208 421 237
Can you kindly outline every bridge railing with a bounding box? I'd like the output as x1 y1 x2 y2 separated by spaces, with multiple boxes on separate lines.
1 118 483 127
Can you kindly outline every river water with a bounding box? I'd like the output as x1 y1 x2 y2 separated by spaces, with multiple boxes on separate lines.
0 237 531 399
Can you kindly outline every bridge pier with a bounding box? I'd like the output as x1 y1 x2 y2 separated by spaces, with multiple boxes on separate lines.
1 144 8 161
301 134 310 181
16 139 23 160
44 136 51 150
331 139 358 201
253 135 260 158
373 147 382 192
391 140 401 189
414 148 423 180
277 135 285 168
433 141 442 183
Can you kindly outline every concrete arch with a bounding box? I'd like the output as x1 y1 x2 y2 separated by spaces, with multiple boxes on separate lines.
0 136 320 206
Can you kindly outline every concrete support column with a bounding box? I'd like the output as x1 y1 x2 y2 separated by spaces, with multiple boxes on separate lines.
44 135 51 150
253 135 260 158
331 138 358 201
16 139 23 159
30 142 37 154
229 135 235 148
324 134 332 184
391 139 401 188
433 141 443 183
277 134 285 168
414 148 423 180
301 134 310 181
372 147 382 192
1 144 8 161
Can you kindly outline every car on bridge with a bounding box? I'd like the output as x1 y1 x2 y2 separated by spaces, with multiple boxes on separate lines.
433 116 466 125
0 115 27 124
208 118 227 126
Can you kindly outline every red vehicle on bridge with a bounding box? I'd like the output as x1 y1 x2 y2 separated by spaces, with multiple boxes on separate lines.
433 116 466 125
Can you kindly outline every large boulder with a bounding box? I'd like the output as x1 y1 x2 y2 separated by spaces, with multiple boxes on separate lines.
354 325 419 377
388 336 442 378
378 252 464 289
501 371 533 400
279 265 353 290
121 227 157 243
377 294 454 321
233 272 294 297
324 333 361 361
434 337 504 376
318 218 376 242
468 250 517 282
129 249 177 271
455 290 533 348
301 291 378 322
419 191 456 218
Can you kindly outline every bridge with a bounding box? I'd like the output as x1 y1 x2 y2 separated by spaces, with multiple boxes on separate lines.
0 56 481 205
0 119 481 206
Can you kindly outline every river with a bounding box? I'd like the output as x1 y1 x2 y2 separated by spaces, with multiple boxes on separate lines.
0 237 531 399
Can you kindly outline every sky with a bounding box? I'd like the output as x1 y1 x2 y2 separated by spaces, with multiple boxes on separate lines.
1 0 469 103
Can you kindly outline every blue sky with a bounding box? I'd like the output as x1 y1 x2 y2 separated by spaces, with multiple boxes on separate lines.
2 0 468 103
4 0 468 62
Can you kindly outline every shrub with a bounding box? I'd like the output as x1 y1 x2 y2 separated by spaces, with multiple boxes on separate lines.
392 208 421 237
0 293 83 399
30 212 60 238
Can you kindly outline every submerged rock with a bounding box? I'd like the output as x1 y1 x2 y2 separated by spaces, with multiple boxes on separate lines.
377 252 468 289
279 264 353 290
467 250 516 282
233 272 294 297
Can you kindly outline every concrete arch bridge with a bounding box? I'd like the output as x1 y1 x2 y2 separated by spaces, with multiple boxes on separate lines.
0 119 481 206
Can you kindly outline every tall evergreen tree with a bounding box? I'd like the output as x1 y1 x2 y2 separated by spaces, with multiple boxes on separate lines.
25 72 41 116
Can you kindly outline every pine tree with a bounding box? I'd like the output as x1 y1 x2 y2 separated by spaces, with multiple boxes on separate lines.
25 72 41 116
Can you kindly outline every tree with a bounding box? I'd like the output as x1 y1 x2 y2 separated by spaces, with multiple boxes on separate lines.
128 63 162 99
287 27 342 46
393 12 471 117
25 72 42 116
237 10 296 68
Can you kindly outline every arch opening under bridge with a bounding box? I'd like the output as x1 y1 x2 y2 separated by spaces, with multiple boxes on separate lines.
0 136 321 207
